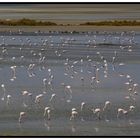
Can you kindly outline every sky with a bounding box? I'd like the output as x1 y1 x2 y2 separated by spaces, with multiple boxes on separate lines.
0 4 139 12
0 4 139 23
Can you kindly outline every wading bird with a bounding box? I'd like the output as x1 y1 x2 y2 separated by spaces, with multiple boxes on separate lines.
35 94 44 108
10 65 17 81
70 108 78 121
1 84 6 101
19 112 26 123
91 108 101 120
44 107 51 120
103 101 111 111
6 94 12 107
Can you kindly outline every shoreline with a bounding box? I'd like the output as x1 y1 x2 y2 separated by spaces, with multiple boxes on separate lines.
1 25 140 32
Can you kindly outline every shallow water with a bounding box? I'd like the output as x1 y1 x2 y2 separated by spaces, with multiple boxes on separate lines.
0 31 140 136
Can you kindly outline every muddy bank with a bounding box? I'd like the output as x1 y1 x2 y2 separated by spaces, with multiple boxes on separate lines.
1 26 140 33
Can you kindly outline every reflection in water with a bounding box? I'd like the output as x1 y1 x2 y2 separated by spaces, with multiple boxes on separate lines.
94 127 99 133
44 120 51 131
70 121 77 133
71 124 76 133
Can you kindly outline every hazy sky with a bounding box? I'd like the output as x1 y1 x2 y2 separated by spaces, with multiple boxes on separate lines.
0 4 139 23
0 4 140 12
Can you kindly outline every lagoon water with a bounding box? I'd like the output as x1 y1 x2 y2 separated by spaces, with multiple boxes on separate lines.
0 31 140 136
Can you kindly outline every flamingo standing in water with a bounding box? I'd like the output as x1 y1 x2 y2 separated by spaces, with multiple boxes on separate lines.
43 78 47 94
1 84 6 101
10 65 17 81
35 94 44 108
19 112 26 123
80 102 86 121
70 108 78 121
44 107 51 120
65 85 73 103
91 108 101 120
6 94 12 107
117 105 135 119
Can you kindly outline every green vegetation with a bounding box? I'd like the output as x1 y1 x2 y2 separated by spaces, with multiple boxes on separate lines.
0 18 140 26
0 18 57 26
80 20 140 26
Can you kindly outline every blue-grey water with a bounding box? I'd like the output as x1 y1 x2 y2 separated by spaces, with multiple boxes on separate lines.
0 31 140 136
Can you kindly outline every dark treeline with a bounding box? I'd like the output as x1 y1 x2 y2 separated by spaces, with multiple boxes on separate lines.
0 18 57 26
80 20 140 26
0 18 140 26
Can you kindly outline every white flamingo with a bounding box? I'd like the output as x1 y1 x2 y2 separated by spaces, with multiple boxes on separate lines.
70 108 78 121
44 107 51 120
19 112 26 123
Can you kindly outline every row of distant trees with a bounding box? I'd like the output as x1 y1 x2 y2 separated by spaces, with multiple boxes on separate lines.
0 18 57 26
80 20 140 26
0 18 140 26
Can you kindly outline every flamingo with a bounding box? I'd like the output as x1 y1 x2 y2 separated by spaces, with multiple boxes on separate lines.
70 108 78 121
19 112 26 123
1 84 6 101
91 108 101 120
10 65 17 81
